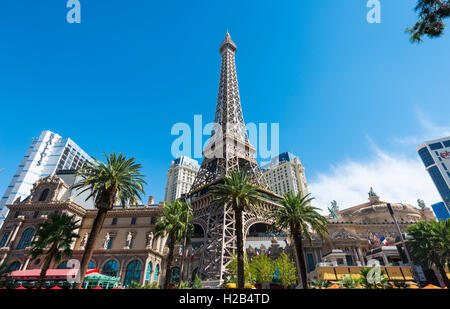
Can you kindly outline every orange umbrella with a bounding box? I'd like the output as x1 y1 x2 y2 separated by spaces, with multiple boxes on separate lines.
407 283 419 289
327 283 340 289
422 284 441 289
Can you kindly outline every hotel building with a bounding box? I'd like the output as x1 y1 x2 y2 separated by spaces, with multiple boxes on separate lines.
417 136 450 207
261 152 308 196
0 130 90 226
164 156 199 203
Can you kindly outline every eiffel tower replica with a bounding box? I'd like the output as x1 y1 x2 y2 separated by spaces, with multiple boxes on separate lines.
188 33 280 284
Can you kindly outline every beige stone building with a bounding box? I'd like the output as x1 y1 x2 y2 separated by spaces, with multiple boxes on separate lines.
0 171 167 287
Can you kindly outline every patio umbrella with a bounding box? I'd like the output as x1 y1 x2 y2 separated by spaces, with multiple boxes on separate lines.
422 284 441 289
50 286 62 289
91 286 103 289
327 284 340 289
15 286 27 289
112 287 122 289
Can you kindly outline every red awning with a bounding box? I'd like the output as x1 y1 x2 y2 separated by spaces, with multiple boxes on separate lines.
8 269 99 280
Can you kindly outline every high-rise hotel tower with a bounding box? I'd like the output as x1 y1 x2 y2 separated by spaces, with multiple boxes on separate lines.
417 136 450 208
0 130 90 226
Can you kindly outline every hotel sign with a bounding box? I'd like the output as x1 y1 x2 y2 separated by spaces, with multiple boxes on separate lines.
36 133 55 167
440 150 450 160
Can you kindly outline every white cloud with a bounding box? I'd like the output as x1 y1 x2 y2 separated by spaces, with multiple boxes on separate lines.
308 144 441 215
309 109 448 216
392 108 450 145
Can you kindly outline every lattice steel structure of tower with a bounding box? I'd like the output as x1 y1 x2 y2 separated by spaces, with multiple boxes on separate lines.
188 33 281 283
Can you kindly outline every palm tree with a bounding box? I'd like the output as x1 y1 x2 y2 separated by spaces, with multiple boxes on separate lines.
269 191 328 289
407 219 450 288
154 199 192 289
72 152 146 289
209 170 261 289
30 212 81 288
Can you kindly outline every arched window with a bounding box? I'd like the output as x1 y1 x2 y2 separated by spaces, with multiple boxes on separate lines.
144 262 152 285
8 261 21 272
16 228 34 249
123 260 142 287
154 264 159 282
170 267 180 284
39 189 50 202
88 260 96 269
102 260 119 277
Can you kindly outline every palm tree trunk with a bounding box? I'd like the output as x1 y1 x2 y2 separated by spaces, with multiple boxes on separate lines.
164 233 176 289
73 208 108 289
235 208 245 289
434 257 450 288
37 246 56 288
293 229 308 289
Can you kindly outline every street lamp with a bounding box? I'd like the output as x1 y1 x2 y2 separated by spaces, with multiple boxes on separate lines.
178 194 192 289
386 203 422 288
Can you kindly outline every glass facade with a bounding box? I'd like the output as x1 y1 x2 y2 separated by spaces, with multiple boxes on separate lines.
431 202 450 221
418 147 435 167
429 142 444 150
428 166 450 206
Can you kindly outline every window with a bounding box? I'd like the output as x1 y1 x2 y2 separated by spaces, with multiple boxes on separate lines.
154 264 159 282
33 211 39 219
418 147 435 167
170 267 180 284
131 217 136 225
8 261 21 272
151 217 156 225
0 232 11 248
144 263 152 285
14 211 20 218
102 260 119 277
346 255 354 266
16 228 34 249
129 236 134 249
112 218 117 225
39 189 50 202
89 260 96 269
444 140 450 148
306 254 315 272
123 260 142 286
429 142 444 150
107 237 114 249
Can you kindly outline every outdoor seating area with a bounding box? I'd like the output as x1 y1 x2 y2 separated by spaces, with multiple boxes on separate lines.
5 269 121 289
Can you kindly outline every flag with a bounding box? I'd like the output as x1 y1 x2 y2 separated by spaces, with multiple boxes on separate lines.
380 236 389 246
373 234 379 243
256 249 259 257
267 248 271 257
190 249 195 260
367 236 372 249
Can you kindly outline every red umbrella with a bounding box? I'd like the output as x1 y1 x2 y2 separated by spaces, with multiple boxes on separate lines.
112 287 121 289
50 286 62 289
15 286 27 289
91 286 103 289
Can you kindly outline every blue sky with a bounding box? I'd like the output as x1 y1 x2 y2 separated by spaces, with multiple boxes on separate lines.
0 1 449 211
